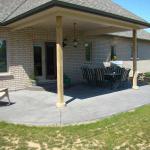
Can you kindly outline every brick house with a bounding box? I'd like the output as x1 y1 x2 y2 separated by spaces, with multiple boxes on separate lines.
0 0 150 107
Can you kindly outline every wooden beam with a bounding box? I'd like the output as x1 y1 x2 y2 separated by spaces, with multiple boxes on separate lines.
56 16 65 108
132 29 139 90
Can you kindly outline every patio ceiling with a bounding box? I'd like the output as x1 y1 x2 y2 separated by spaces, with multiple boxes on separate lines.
7 7 141 35
23 16 109 32
23 16 128 36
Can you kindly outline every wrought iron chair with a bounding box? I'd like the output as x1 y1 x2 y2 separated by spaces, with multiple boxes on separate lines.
81 67 96 85
94 68 106 87
119 68 131 88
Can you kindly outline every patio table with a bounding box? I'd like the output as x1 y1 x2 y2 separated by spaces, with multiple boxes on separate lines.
104 73 121 89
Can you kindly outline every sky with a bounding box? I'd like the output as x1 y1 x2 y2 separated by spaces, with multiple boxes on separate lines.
113 0 150 32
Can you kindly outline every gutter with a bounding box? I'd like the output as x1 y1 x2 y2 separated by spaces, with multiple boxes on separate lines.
1 0 150 28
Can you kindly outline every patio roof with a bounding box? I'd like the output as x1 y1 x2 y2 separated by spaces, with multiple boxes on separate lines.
107 29 150 41
0 0 150 28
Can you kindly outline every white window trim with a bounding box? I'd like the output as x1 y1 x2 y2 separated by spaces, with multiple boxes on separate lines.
110 45 117 61
33 44 43 78
84 41 93 64
0 39 9 74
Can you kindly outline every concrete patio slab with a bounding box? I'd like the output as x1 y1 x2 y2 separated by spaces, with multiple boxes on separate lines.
0 84 150 126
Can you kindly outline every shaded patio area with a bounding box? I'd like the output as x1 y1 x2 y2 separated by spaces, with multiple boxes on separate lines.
0 84 150 126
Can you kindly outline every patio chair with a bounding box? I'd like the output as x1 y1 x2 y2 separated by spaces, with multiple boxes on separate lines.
119 68 131 88
81 67 95 85
81 67 87 80
95 67 121 88
0 88 11 105
104 67 114 74
94 68 106 87
115 66 123 74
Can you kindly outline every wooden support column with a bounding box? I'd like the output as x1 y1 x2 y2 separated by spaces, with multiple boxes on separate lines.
132 29 139 90
56 16 65 108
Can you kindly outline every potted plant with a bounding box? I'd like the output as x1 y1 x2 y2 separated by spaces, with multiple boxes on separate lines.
111 46 117 61
64 74 71 88
30 74 37 86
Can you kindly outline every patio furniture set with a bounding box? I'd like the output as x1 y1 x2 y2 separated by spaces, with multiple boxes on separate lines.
81 66 131 89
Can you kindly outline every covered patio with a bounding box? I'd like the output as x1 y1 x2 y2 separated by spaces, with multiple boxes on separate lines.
6 6 147 107
0 84 150 126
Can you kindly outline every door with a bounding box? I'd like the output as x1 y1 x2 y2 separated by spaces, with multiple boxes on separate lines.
33 46 42 77
45 42 57 80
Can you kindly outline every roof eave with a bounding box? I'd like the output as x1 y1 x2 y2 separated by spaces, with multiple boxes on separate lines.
106 34 150 42
1 0 150 28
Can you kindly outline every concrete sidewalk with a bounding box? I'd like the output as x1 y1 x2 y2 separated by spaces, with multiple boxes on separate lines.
0 84 150 126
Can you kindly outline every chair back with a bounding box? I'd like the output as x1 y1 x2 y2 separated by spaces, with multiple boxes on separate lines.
115 67 123 74
104 66 121 74
94 68 105 81
81 67 87 80
81 67 95 82
104 67 113 74
121 68 131 82
86 68 95 82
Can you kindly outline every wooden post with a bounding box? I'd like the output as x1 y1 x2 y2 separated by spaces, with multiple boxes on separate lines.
56 16 65 108
132 29 139 90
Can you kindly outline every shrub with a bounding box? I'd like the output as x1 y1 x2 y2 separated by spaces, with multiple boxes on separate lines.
145 72 150 78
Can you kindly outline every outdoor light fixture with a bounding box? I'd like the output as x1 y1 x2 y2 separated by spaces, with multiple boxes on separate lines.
73 39 78 48
84 43 89 47
63 38 67 47
73 23 78 48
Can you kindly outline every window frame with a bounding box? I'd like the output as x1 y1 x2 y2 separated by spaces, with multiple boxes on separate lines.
110 45 117 61
0 39 8 73
33 45 43 77
84 41 92 63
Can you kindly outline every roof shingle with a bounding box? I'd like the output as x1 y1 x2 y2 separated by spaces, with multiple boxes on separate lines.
0 0 25 22
0 0 149 27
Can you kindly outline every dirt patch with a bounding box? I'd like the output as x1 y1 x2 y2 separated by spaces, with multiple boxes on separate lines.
27 141 41 150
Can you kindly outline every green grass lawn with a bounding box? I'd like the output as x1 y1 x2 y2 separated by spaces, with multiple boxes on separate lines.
0 105 150 150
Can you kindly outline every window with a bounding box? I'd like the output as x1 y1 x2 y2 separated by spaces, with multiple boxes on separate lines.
34 46 42 76
0 40 7 73
85 42 92 62
111 45 117 61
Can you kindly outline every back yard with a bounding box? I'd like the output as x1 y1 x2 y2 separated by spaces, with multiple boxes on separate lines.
0 105 150 150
